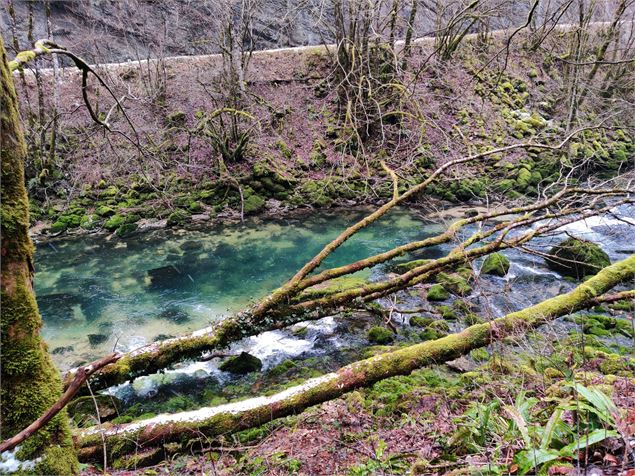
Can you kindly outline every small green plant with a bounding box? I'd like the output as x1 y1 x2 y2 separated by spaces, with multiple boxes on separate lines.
347 439 410 475
514 383 619 474
451 384 620 474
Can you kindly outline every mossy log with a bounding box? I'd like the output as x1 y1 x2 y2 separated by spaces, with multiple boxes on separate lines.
0 37 79 474
75 254 635 463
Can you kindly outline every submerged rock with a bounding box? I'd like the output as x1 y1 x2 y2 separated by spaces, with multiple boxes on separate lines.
219 352 263 374
147 265 184 289
481 253 510 277
158 307 190 324
88 334 108 346
546 237 610 279
51 345 74 355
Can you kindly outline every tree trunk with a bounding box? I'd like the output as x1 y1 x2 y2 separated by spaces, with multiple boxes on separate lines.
75 253 635 465
0 37 78 474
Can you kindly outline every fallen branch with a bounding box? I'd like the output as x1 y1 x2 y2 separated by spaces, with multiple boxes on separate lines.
0 353 120 453
75 254 635 463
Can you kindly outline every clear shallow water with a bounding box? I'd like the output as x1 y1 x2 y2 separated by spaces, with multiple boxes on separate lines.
34 203 635 373
34 208 444 370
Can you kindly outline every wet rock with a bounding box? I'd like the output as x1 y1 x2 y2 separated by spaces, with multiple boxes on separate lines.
546 237 610 279
481 252 510 277
88 334 108 346
38 293 81 325
427 284 449 301
153 334 175 342
436 271 472 296
180 240 203 251
367 326 394 344
147 264 185 289
219 352 263 374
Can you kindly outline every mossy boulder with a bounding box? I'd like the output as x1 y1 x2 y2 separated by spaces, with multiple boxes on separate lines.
367 326 395 344
427 284 449 301
546 237 610 279
480 253 510 277
167 209 190 227
243 194 266 214
436 272 471 296
96 205 116 217
115 223 138 237
104 214 126 231
410 316 434 327
219 352 263 374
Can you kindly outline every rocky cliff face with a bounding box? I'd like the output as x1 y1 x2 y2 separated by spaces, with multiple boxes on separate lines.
1 0 332 63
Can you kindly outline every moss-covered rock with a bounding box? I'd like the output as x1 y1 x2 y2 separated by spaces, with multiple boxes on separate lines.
436 272 472 296
96 205 116 217
546 237 610 279
243 194 265 214
410 316 434 328
104 214 126 231
367 326 395 344
116 223 138 237
219 352 263 374
480 253 510 277
427 284 449 301
166 209 190 227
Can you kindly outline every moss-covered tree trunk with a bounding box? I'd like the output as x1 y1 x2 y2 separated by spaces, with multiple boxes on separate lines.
0 36 78 474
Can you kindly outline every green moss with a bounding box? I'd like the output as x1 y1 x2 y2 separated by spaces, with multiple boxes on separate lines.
546 237 610 279
480 253 510 277
410 316 434 328
80 214 98 230
1 37 79 472
269 359 297 376
104 214 126 231
301 273 369 299
167 209 190 227
219 352 263 374
95 205 115 217
436 305 458 320
100 185 119 198
609 300 634 312
470 348 490 362
116 223 138 237
436 272 472 296
393 259 431 273
516 167 532 189
427 284 449 301
367 326 395 344
309 139 327 168
243 194 265 214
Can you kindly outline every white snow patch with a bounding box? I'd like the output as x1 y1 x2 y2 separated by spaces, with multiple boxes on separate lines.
83 372 339 437
0 447 41 473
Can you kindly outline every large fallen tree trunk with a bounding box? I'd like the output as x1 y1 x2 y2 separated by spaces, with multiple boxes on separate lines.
64 189 631 392
75 253 635 464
